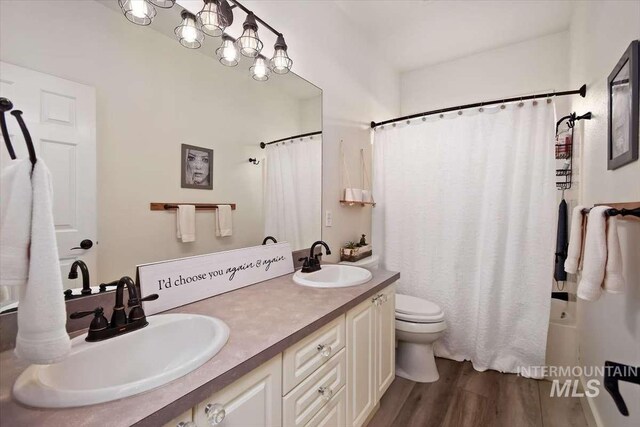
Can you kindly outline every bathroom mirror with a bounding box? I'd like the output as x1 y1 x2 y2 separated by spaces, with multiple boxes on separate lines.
0 0 322 311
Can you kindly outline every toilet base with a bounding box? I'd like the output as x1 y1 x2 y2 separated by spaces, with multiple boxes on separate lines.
395 341 439 383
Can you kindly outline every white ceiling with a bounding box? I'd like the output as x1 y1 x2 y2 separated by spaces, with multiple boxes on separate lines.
334 0 574 72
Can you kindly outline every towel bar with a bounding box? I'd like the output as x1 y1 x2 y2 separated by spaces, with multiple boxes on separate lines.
150 203 237 211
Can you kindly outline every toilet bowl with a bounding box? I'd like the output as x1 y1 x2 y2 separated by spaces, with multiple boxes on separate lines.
395 294 446 383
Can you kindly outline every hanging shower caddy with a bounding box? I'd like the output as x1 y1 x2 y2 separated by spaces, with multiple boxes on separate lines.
555 112 592 190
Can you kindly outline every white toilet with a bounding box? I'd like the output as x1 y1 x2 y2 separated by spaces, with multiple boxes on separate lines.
395 294 447 383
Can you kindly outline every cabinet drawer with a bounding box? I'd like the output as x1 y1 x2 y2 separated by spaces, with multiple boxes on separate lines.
305 385 346 427
283 315 346 394
283 348 346 427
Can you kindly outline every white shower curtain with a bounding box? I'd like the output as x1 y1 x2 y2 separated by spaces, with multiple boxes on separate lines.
373 102 556 376
264 137 322 250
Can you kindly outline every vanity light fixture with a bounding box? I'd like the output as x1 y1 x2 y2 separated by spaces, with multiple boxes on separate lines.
270 34 293 74
250 57 270 81
118 0 157 26
148 0 175 8
198 0 233 37
236 12 263 58
118 0 293 80
174 10 204 49
216 35 239 66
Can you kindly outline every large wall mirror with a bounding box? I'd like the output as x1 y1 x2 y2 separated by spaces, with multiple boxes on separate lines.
0 0 322 312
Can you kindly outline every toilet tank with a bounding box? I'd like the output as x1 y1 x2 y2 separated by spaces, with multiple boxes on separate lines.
339 255 380 270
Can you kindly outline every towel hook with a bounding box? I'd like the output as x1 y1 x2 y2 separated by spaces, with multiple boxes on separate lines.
0 97 16 160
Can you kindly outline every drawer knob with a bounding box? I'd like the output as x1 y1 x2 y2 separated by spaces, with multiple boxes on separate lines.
318 386 334 401
205 403 226 425
372 295 380 305
317 343 332 357
378 294 388 304
177 422 197 427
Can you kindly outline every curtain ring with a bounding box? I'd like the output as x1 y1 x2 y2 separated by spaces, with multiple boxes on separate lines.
421 116 426 122
406 120 411 125
479 102 484 113
518 96 524 107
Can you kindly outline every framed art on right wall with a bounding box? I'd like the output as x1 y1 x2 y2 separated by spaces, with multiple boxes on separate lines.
608 40 639 170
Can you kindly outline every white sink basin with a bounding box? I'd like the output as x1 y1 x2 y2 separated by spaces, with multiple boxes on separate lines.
293 265 373 288
13 313 229 408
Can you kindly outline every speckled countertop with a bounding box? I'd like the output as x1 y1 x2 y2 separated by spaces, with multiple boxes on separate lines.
0 268 399 427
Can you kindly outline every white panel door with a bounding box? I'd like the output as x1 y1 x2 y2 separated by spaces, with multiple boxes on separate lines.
194 354 282 427
0 62 97 289
375 286 396 398
346 297 377 427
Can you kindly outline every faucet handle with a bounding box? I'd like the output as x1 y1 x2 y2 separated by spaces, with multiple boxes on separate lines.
298 256 310 267
70 307 108 332
99 280 119 292
140 294 159 303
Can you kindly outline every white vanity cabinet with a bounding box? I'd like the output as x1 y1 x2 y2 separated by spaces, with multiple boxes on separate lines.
163 410 194 427
184 284 395 427
346 285 396 427
375 286 396 398
193 355 282 427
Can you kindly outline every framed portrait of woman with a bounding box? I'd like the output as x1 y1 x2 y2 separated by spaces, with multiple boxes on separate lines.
181 144 213 189
608 40 639 170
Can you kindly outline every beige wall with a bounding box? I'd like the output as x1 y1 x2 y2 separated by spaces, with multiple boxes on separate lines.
0 1 318 282
243 1 400 261
569 2 640 426
400 31 570 115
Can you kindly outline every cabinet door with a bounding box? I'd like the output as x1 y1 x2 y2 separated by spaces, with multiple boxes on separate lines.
346 297 377 427
375 285 396 397
194 354 282 427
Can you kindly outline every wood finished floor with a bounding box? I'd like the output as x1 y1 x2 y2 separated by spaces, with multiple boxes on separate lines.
367 358 588 427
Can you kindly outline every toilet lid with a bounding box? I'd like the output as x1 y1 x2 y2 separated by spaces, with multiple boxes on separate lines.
395 294 444 323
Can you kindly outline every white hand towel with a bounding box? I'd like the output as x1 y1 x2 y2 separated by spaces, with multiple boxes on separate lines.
13 160 71 364
564 205 585 274
1 160 32 288
215 205 232 237
603 216 625 294
176 205 196 243
577 206 611 301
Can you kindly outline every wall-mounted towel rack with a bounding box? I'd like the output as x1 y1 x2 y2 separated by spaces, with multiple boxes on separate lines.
581 202 640 221
150 203 237 211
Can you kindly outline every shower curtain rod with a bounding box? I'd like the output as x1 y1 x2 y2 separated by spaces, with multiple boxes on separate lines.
370 84 587 129
260 131 322 149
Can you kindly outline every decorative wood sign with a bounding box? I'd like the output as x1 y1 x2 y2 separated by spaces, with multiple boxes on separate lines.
138 243 294 315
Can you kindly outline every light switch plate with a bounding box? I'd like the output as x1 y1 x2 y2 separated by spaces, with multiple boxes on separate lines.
325 210 333 227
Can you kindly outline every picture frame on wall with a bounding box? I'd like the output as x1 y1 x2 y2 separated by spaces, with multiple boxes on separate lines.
181 144 213 189
607 40 639 170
